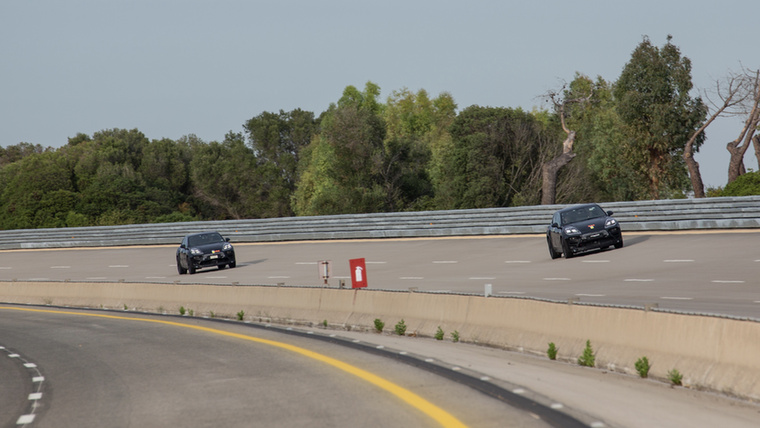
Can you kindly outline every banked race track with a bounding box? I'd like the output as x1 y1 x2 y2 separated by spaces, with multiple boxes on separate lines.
1 197 760 427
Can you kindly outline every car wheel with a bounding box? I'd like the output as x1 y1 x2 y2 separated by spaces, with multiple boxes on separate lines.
218 264 226 270
614 236 624 249
229 261 236 268
188 263 196 275
177 257 187 275
561 239 574 259
547 237 560 259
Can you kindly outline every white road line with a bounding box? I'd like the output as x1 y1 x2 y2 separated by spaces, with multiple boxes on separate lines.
17 415 35 424
433 261 458 264
205 276 227 279
582 260 610 263
661 296 693 300
400 277 424 280
544 277 571 281
664 259 695 263
625 278 654 282
366 261 387 264
268 276 291 279
0 267 12 269
754 301 760 304
295 262 317 265
28 393 42 400
576 293 605 297
469 277 495 280
50 266 70 269
86 277 107 280
28 278 50 281
108 265 129 268
498 291 526 295
145 276 166 279
711 280 745 284
504 260 531 264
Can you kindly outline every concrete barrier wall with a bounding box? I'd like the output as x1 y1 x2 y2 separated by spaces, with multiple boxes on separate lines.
2 281 758 401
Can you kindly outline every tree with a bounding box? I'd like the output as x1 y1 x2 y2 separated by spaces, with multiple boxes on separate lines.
381 88 457 211
189 133 261 220
243 109 318 217
293 83 387 215
614 35 707 199
435 106 558 209
683 70 753 197
726 68 760 184
541 79 592 204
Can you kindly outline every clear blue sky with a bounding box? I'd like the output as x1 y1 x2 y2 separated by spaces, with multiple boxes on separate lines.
1 1 757 189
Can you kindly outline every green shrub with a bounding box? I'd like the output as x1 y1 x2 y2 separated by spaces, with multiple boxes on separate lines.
635 356 651 378
179 306 186 316
547 342 558 360
322 319 328 328
721 170 760 196
236 310 245 321
451 330 460 343
435 326 444 340
394 319 407 336
577 340 595 367
668 369 683 386
373 318 385 333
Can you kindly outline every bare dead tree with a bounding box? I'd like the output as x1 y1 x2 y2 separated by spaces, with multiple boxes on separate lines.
541 87 591 205
727 68 760 184
684 71 752 197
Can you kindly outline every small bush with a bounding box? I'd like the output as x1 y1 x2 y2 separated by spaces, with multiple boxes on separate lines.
668 369 683 386
577 340 595 367
188 309 194 317
547 342 558 360
322 319 328 328
451 330 460 343
237 310 245 321
394 319 407 336
435 326 444 341
179 306 186 316
373 318 385 333
209 311 216 318
635 356 651 378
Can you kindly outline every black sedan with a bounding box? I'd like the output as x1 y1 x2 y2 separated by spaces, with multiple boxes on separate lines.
176 232 236 274
546 203 623 259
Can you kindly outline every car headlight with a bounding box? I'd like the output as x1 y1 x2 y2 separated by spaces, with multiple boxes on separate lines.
190 248 202 255
564 226 581 235
223 243 233 251
605 218 617 227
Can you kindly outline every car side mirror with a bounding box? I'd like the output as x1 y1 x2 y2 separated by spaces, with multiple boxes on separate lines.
551 222 559 228
225 237 230 242
606 211 614 216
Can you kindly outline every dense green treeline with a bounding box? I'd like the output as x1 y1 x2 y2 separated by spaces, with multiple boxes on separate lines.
5 36 747 231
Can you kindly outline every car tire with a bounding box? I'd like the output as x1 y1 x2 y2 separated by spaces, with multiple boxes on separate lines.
547 237 560 259
177 258 187 275
229 261 236 268
561 239 574 259
218 264 226 270
188 263 196 275
614 236 624 249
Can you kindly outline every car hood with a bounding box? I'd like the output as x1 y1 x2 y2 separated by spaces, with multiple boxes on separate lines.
192 242 228 253
571 218 607 233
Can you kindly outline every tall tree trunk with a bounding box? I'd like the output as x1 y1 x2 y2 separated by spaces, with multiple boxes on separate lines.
753 134 760 171
541 131 576 205
683 152 705 197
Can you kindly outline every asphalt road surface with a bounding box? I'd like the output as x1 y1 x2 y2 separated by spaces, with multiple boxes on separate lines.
1 306 561 428
1 231 758 318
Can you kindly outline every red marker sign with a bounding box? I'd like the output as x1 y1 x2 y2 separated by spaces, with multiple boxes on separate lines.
349 258 368 289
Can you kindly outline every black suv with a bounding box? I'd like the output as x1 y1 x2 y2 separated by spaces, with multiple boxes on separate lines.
176 232 236 274
547 203 623 259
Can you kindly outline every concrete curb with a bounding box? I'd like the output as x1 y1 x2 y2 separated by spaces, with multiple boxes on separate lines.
2 281 758 402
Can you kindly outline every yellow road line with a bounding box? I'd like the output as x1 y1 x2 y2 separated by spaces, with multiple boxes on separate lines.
1 306 467 428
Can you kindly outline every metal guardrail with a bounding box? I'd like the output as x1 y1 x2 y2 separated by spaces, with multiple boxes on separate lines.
1 196 758 250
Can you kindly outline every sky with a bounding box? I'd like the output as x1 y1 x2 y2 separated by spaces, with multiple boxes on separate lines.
1 1 758 190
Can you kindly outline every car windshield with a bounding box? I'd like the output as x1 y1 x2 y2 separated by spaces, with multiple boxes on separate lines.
561 205 606 225
188 233 224 247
